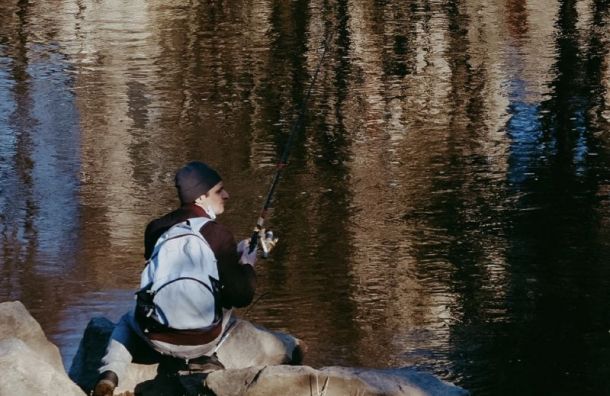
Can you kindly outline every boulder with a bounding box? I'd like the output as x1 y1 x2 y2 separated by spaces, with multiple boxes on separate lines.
0 301 85 396
215 319 305 368
203 365 468 396
0 300 64 369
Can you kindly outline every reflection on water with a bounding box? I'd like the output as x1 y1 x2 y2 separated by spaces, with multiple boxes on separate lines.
1 0 610 394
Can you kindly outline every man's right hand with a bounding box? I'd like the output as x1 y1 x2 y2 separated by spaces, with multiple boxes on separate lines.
237 239 257 266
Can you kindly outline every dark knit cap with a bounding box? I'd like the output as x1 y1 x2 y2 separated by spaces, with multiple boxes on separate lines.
175 161 222 204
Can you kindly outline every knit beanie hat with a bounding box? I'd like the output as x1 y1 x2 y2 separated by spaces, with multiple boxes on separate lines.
175 161 222 204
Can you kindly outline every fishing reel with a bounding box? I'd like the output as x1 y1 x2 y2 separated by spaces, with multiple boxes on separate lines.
259 229 279 258
248 227 279 258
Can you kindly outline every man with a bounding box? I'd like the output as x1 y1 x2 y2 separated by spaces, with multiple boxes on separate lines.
93 161 257 396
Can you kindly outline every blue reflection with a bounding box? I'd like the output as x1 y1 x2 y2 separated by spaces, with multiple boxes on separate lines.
506 99 543 186
572 109 588 175
0 44 81 275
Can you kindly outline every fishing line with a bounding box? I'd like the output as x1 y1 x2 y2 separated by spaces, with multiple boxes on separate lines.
248 17 342 254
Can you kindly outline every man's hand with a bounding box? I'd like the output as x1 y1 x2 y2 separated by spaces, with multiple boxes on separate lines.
237 239 257 266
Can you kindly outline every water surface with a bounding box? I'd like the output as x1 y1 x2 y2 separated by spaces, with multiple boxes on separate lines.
1 0 610 394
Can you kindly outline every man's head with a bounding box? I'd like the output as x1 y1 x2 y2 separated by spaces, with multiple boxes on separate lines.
175 162 228 216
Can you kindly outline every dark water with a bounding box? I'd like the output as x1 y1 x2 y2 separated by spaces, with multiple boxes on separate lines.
1 0 610 394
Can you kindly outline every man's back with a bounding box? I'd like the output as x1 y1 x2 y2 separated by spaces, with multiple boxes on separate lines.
144 203 256 309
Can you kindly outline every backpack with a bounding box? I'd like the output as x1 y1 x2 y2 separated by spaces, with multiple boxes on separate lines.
135 217 223 332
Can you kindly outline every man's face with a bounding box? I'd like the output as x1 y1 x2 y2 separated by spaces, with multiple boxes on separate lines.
198 181 229 216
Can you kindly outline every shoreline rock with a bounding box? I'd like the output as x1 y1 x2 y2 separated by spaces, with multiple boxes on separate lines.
0 300 469 395
203 365 468 396
0 301 86 396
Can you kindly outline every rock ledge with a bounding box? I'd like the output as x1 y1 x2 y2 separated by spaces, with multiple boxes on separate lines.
0 300 468 395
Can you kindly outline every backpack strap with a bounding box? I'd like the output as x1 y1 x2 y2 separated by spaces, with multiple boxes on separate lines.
185 217 212 240
147 217 213 263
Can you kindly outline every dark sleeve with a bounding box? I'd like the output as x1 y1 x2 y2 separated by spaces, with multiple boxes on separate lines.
201 222 256 308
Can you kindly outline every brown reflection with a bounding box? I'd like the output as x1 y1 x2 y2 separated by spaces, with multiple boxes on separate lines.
603 6 610 127
506 0 529 39
1 0 610 391
341 0 477 367
585 0 610 133
67 0 275 287
344 0 423 364
242 0 368 366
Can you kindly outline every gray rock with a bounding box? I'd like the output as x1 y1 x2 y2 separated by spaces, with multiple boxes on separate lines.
203 365 468 396
0 300 86 396
215 319 304 368
0 300 64 369
0 339 85 396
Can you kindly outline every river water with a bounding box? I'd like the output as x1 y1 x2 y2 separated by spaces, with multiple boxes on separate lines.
1 0 610 394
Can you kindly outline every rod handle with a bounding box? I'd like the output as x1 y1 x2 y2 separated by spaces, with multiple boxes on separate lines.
247 229 259 254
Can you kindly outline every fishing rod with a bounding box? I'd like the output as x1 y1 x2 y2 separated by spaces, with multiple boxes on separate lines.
248 22 338 256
